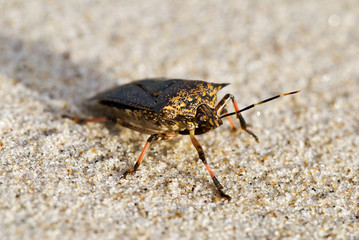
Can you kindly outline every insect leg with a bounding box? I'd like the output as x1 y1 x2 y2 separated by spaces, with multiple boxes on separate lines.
122 133 178 178
62 114 119 124
216 94 259 142
122 134 159 178
218 108 236 131
189 130 231 200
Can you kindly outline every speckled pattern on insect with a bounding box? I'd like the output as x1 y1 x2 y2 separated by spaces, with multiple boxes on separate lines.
63 78 299 200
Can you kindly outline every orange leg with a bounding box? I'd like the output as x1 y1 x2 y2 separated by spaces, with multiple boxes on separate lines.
189 130 231 200
216 94 259 142
122 133 177 178
62 114 118 124
218 90 301 140
219 108 236 131
122 134 157 178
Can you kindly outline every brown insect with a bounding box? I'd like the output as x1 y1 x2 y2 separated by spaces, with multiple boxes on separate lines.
63 78 300 200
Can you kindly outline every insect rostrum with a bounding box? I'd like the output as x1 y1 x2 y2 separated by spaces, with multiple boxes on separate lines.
63 78 299 200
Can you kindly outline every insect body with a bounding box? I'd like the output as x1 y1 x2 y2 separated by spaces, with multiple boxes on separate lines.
63 78 299 200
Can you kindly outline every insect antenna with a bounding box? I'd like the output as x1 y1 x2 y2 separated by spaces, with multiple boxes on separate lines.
220 90 300 119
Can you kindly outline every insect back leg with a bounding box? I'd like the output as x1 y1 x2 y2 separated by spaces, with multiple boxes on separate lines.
216 94 259 142
122 133 177 178
62 114 119 124
189 130 231 200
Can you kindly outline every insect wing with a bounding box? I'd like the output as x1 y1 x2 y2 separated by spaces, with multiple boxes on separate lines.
130 78 179 97
92 82 158 110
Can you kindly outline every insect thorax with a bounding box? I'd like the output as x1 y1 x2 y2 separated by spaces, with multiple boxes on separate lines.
159 82 220 119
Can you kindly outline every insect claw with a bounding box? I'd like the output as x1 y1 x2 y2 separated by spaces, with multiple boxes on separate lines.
62 114 76 121
244 129 259 142
219 190 231 201
122 168 136 179
230 127 237 132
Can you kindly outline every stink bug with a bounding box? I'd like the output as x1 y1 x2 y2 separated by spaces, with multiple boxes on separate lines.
63 78 299 200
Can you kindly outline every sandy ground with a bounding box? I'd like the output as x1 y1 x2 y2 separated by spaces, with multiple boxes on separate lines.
0 0 358 239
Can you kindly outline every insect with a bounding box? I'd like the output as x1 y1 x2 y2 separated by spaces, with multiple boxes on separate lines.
63 78 299 200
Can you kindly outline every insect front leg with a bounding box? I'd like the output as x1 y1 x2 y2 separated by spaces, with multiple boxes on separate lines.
123 133 177 178
216 94 259 142
189 130 231 200
217 108 236 131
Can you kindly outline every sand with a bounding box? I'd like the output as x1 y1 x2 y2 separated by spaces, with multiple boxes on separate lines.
0 1 358 239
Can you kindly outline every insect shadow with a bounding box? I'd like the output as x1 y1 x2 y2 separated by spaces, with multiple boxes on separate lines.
0 35 114 106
